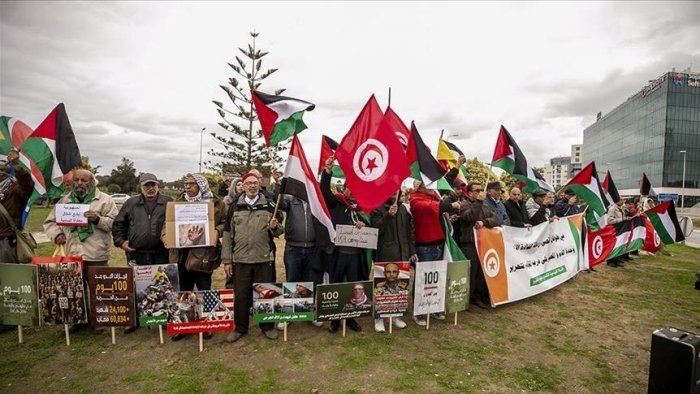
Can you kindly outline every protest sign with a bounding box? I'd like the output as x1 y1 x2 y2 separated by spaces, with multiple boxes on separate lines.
0 263 40 326
166 290 234 335
475 213 584 306
163 201 216 248
445 261 470 314
87 267 135 327
35 259 87 325
133 264 179 326
54 203 89 227
315 281 373 321
334 225 378 249
253 282 315 323
373 262 410 318
413 260 447 316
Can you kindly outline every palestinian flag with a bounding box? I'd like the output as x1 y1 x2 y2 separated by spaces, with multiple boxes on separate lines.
281 135 336 242
442 216 467 262
602 171 620 206
627 216 646 253
384 106 410 148
585 225 616 268
639 172 657 197
0 116 34 157
317 135 344 178
19 103 81 202
251 90 315 146
491 125 552 193
563 162 609 230
608 220 632 260
645 200 685 244
406 122 451 191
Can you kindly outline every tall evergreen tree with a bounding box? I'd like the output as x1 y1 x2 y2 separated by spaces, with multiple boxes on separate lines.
210 31 287 176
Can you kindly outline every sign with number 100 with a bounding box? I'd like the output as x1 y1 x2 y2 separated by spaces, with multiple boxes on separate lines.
413 260 447 316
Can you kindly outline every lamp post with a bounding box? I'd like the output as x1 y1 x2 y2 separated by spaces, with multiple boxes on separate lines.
199 127 206 173
680 150 686 209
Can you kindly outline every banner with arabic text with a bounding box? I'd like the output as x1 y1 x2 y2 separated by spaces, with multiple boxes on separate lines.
475 214 584 306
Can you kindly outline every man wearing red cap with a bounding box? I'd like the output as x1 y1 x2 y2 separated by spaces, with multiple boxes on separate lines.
222 171 283 343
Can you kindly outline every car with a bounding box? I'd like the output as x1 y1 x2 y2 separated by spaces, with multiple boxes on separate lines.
111 193 130 204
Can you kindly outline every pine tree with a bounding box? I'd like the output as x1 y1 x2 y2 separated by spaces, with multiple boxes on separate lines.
210 31 287 176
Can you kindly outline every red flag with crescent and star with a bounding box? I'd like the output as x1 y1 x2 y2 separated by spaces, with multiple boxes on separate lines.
335 95 410 212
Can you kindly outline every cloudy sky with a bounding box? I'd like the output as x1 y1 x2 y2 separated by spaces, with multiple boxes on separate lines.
1 1 699 181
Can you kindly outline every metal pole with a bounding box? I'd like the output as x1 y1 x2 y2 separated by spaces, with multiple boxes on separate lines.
199 127 205 173
680 150 686 209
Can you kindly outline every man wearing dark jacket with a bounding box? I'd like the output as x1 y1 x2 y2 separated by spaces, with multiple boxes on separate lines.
112 173 172 265
320 156 367 334
504 187 531 228
370 192 416 263
458 183 500 308
276 194 325 329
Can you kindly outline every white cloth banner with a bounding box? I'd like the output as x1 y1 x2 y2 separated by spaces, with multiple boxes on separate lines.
474 214 584 306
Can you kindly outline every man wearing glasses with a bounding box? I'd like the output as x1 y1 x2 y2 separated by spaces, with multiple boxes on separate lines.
458 183 499 309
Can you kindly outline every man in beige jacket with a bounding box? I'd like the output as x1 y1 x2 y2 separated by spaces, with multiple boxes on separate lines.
44 168 118 333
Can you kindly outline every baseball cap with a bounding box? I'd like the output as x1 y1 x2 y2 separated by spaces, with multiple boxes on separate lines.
139 173 158 185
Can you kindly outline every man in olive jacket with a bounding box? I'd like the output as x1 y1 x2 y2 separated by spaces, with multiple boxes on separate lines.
221 172 283 343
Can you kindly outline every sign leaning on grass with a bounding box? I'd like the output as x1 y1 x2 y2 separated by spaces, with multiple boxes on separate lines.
373 262 410 318
35 259 87 325
133 264 179 326
87 267 135 327
0 263 40 326
413 260 447 316
445 261 470 314
252 282 315 323
166 290 234 335
315 281 373 321
475 213 584 307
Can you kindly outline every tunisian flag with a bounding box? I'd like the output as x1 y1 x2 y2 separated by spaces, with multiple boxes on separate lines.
585 225 616 268
335 95 410 212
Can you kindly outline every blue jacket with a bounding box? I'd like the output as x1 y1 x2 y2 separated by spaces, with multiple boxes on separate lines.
484 195 510 226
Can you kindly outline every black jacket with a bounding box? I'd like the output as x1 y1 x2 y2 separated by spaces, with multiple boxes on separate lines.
279 195 316 247
504 199 530 227
370 203 415 262
113 193 172 253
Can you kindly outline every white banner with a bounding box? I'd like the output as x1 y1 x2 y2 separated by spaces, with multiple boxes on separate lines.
475 214 584 306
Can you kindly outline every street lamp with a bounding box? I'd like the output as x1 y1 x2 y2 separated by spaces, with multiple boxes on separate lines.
680 150 686 209
199 127 206 173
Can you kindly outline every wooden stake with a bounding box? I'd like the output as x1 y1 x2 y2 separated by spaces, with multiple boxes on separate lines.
342 319 346 337
388 317 393 334
64 324 70 346
199 333 203 352
426 314 430 330
283 323 288 342
454 312 458 326
18 326 23 344
159 325 164 344
111 327 116 345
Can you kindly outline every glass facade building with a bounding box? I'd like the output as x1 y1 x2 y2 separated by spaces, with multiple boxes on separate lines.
582 71 700 207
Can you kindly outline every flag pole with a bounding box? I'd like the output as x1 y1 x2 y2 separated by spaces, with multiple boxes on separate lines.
388 87 392 107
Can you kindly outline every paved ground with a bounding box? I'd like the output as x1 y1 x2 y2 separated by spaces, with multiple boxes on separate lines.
685 227 699 248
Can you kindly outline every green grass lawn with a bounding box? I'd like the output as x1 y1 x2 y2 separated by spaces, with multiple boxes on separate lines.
3 207 699 393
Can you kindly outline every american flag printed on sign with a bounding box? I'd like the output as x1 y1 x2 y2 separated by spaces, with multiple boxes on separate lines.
202 289 234 321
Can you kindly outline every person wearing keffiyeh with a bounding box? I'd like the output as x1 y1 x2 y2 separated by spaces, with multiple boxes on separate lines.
43 168 118 334
168 173 227 341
